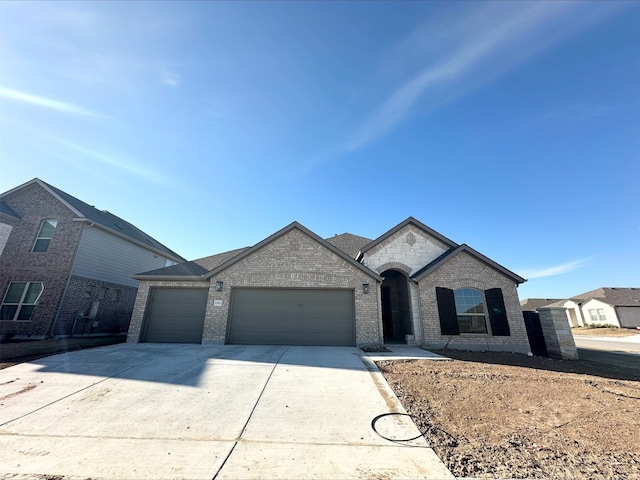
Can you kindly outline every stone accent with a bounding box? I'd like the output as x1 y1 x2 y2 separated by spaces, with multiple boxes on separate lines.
0 183 83 338
537 307 579 360
418 251 531 354
364 225 448 275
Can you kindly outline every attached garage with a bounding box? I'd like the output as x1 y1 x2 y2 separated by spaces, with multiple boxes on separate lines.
227 288 355 346
141 287 208 343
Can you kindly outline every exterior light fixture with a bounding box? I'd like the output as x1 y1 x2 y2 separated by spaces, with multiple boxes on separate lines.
215 281 224 292
363 283 369 294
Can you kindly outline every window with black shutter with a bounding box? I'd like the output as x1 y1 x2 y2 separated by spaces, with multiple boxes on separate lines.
436 287 459 335
485 288 511 336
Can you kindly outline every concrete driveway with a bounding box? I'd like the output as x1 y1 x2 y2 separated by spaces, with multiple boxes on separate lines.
0 344 453 479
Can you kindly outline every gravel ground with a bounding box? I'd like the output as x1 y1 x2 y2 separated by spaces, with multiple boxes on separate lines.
378 350 640 480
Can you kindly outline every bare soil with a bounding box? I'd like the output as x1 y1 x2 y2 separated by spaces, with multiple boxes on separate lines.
571 326 638 337
378 350 640 479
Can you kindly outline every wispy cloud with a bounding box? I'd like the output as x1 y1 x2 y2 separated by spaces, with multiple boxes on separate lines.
0 87 109 118
160 68 182 88
48 135 169 185
519 259 589 279
345 2 628 151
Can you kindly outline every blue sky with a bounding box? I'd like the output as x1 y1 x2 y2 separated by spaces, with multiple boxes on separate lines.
1 1 638 300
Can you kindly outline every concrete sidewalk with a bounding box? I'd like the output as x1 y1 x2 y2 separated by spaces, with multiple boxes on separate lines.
0 344 453 479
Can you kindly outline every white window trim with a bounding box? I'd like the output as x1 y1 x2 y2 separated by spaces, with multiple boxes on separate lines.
32 219 58 252
1 282 44 321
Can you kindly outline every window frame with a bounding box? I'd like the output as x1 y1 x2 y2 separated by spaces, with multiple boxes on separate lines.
454 288 489 335
32 219 58 252
0 282 44 321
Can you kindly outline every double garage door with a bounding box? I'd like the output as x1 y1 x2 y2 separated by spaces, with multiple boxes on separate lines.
141 287 355 346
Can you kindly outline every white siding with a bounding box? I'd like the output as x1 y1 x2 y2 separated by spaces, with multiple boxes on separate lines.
0 222 12 256
580 299 620 328
72 226 170 287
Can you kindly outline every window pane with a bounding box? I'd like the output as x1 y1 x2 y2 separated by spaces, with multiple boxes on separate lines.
33 239 51 252
84 285 95 298
39 220 58 238
4 283 26 303
0 305 18 320
17 305 37 320
23 283 43 304
98 287 107 300
109 289 120 301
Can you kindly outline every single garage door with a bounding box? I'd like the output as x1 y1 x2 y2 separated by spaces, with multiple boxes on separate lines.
141 287 208 343
228 288 354 346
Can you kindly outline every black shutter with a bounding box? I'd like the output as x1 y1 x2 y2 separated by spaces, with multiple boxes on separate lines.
485 288 510 336
436 287 459 335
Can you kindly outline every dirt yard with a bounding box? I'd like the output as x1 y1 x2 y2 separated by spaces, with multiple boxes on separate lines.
572 326 639 337
378 351 640 480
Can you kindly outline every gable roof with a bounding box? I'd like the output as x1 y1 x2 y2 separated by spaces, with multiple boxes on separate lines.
412 243 526 284
1 178 185 262
134 247 250 279
326 233 373 258
520 298 563 311
575 287 640 307
205 222 382 281
134 222 382 281
0 201 21 220
356 217 458 260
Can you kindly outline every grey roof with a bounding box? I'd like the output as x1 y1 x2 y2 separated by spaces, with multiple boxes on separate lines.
135 247 250 278
572 287 640 307
19 179 186 262
325 233 373 258
0 201 21 219
134 222 382 282
412 244 526 284
357 217 458 260
520 298 563 311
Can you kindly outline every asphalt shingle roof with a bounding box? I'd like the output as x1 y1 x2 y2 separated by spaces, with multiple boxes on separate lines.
520 298 563 310
325 233 373 258
0 201 21 219
40 180 185 262
572 287 640 307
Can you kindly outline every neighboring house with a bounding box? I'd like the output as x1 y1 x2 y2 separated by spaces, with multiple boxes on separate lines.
128 217 531 353
520 298 562 312
575 288 640 328
521 288 640 329
0 179 185 339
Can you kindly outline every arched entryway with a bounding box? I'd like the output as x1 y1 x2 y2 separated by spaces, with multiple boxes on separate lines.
380 269 412 343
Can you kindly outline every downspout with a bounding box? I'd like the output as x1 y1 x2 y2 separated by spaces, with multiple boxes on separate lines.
48 221 91 337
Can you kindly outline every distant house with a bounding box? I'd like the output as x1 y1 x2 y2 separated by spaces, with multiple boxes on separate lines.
521 288 640 329
520 298 562 312
0 179 185 339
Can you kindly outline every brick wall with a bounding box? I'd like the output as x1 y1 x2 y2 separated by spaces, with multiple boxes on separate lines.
55 276 138 336
128 228 382 347
0 183 83 338
417 251 531 354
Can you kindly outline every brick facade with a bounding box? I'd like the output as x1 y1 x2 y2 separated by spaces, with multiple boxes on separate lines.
417 251 530 353
128 219 531 354
0 183 83 338
128 229 382 347
1 180 181 339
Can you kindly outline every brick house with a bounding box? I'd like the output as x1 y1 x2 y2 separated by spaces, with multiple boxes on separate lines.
0 179 185 339
128 217 531 353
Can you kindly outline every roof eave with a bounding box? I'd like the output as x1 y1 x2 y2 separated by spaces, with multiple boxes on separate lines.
205 222 383 282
